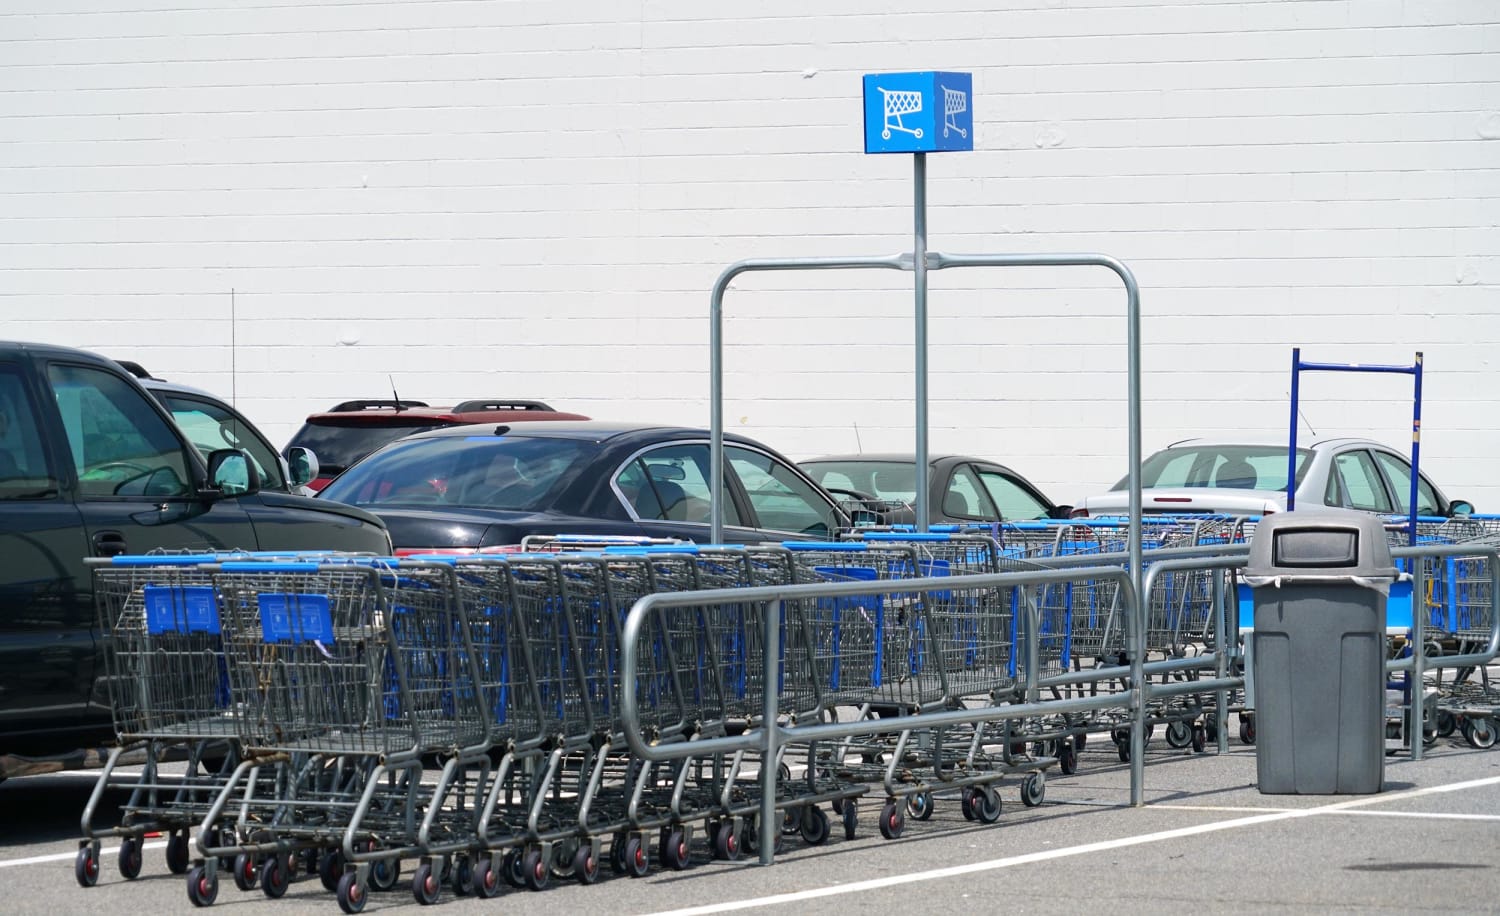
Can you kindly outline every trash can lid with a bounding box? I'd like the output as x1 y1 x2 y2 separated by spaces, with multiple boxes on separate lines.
1243 507 1397 581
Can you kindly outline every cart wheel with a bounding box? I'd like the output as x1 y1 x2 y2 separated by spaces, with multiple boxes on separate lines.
473 856 501 899
914 128 924 139
166 830 191 875
1204 713 1219 743
1437 710 1457 737
799 807 830 846
1073 731 1087 752
1240 715 1256 745
232 853 258 892
522 848 550 891
117 836 143 881
842 800 858 840
1165 720 1193 749
609 832 629 874
831 796 844 815
624 836 651 878
318 851 343 892
572 845 600 885
1111 728 1128 748
781 805 801 835
712 822 740 861
878 800 904 840
501 849 526 888
959 787 979 822
882 128 892 140
1467 717 1497 749
336 871 366 915
1117 740 1131 763
412 860 440 906
1191 726 1207 754
1059 739 1078 776
977 785 1003 823
187 864 219 908
260 855 290 899
661 828 691 870
75 844 100 888
449 854 475 896
777 761 792 782
368 854 401 892
907 790 934 821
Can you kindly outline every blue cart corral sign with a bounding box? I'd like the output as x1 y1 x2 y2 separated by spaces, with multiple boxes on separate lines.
863 71 973 154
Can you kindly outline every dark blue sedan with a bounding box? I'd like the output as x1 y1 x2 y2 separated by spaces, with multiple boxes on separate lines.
317 420 855 551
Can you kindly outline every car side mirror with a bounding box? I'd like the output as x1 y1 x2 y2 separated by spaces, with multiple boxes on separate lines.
1448 499 1475 518
286 446 319 489
206 449 260 497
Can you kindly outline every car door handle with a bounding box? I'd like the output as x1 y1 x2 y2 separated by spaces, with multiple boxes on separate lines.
91 531 128 557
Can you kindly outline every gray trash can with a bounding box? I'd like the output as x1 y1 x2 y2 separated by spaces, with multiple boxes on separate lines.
1243 508 1398 795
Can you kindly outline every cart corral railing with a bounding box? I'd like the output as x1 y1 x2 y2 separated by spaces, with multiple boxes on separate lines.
619 542 1500 865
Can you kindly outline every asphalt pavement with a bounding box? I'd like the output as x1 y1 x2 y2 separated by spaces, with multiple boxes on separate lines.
4 730 1498 916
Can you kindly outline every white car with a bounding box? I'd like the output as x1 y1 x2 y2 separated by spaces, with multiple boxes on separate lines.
1074 437 1474 519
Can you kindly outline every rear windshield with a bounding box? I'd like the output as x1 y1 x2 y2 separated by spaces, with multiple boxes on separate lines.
802 460 920 502
319 435 594 512
285 419 450 473
1116 446 1313 492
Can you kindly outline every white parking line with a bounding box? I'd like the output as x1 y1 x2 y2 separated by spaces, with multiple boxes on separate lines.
640 775 1500 916
0 841 166 869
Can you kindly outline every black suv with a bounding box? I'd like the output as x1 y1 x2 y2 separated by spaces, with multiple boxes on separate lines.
0 342 392 779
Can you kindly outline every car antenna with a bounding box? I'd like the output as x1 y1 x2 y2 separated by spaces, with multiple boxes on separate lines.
853 421 863 454
390 375 405 412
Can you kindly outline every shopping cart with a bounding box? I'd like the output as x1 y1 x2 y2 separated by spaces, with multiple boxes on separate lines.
940 84 967 139
877 87 924 140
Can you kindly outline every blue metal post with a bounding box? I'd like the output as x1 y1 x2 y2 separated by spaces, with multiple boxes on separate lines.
1409 352 1423 546
1288 347 1301 510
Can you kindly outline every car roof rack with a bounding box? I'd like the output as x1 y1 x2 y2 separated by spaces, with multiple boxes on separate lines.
115 359 154 380
329 398 430 412
451 399 555 413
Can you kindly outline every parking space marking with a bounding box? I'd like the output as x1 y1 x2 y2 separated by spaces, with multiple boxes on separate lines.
0 841 166 869
1157 804 1500 822
642 775 1500 916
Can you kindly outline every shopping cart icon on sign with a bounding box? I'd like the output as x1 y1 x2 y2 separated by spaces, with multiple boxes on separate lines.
940 84 967 139
878 87 924 140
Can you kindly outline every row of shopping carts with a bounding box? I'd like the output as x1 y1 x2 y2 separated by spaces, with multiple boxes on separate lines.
78 534 1132 910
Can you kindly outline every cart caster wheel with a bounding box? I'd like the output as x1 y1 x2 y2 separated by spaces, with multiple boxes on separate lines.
450 855 475 897
232 853 258 892
743 819 784 855
318 851 343 892
1074 731 1087 752
117 836 143 880
1165 720 1193 749
166 830 191 875
713 823 740 860
1240 715 1256 745
260 855 290 899
1117 740 1131 763
1059 739 1078 776
572 845 600 885
660 828 691 870
1437 710 1457 738
609 832 629 874
624 836 650 878
777 761 792 782
522 848 549 891
1191 725 1207 754
878 800 905 840
1204 714 1220 743
1111 728 1129 748
473 857 501 899
75 844 100 888
501 849 526 888
977 785 1003 823
799 807 830 846
842 801 858 840
1467 717 1497 749
907 790 934 821
336 872 366 914
412 860 440 905
781 806 801 835
187 865 219 908
960 787 979 822
368 854 400 892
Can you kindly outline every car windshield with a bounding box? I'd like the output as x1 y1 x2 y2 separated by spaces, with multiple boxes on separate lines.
286 419 449 474
1116 446 1313 492
157 392 285 490
801 460 921 503
319 434 592 512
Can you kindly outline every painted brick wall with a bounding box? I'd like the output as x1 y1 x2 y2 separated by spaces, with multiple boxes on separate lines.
1 0 1496 506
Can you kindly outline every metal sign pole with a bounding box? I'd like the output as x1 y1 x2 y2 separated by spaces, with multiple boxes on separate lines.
913 152 930 531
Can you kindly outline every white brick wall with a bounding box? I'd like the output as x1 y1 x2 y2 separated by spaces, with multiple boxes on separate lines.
1 0 1496 507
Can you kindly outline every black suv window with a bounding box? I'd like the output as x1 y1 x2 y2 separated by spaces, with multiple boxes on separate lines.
48 364 193 498
287 420 445 474
0 365 57 498
158 392 285 490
